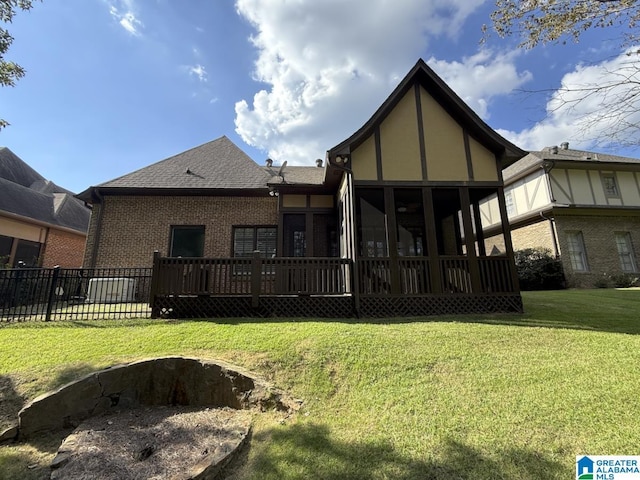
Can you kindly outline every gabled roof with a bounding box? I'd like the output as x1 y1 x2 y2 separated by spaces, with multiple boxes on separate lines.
503 146 640 182
0 148 90 233
79 137 270 200
328 59 526 166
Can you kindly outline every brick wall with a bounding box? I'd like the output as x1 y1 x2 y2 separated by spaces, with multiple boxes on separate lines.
510 220 557 254
484 220 555 257
41 228 87 268
555 214 640 288
85 195 278 268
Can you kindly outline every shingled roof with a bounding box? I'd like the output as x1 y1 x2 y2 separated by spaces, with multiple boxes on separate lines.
264 165 326 187
0 148 90 233
503 145 640 182
83 136 270 195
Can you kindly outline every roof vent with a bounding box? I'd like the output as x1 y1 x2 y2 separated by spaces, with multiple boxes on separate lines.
560 142 569 150
550 145 558 154
265 158 273 167
315 158 323 168
185 168 192 175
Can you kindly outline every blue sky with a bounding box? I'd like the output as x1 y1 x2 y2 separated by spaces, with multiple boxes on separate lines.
2 0 639 193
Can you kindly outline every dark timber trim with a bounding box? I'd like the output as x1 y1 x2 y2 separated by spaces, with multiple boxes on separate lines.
414 83 428 181
374 127 383 181
464 131 474 181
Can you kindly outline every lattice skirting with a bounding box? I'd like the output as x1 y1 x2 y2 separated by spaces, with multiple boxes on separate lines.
357 294 523 318
152 295 355 319
152 293 522 319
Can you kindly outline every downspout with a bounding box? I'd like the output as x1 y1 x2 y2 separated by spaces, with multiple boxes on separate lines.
539 160 560 258
539 211 560 258
542 160 556 203
88 188 105 268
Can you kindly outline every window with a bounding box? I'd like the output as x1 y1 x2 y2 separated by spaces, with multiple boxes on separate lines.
233 226 277 274
566 231 588 271
602 174 619 198
615 232 638 272
170 226 205 257
233 227 277 258
504 189 516 216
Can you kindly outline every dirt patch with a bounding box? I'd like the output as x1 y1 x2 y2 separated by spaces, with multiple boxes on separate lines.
50 406 252 480
0 375 26 432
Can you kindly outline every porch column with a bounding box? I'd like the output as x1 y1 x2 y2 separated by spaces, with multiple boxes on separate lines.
496 186 519 292
460 188 482 294
472 201 487 256
423 187 442 293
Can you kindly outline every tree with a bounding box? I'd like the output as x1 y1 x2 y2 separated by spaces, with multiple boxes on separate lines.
1 0 37 129
487 1 639 49
485 1 640 147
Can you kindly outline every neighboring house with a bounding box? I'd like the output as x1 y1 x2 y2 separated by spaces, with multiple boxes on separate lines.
0 148 90 268
483 143 640 287
77 59 525 316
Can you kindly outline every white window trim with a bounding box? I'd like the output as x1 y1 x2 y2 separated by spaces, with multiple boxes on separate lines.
566 231 589 272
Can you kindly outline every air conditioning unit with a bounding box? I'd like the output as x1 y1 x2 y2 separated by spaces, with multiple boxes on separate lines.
86 278 137 303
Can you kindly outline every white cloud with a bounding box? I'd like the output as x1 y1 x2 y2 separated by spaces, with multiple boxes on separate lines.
498 48 640 151
188 64 208 83
107 1 144 37
427 50 532 118
234 0 504 165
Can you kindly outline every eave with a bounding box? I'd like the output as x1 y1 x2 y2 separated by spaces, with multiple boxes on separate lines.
76 186 272 204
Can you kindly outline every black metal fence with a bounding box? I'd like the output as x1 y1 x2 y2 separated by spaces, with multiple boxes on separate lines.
0 266 152 322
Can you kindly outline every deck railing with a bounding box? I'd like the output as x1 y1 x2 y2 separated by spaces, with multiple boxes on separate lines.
357 255 516 295
149 253 519 317
151 253 352 298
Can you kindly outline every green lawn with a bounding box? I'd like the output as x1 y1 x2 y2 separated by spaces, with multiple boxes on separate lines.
1 289 639 479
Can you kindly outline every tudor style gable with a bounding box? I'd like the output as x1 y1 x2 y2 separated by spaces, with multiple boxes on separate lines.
329 59 524 185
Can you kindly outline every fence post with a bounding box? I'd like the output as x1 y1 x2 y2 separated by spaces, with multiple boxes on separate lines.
45 266 61 322
251 250 262 308
150 250 160 318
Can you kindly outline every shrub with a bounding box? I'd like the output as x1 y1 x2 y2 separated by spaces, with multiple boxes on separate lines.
609 273 639 288
514 248 565 291
593 275 610 288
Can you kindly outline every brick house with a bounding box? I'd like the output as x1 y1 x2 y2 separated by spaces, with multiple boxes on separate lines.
0 148 90 268
78 60 526 317
483 143 640 287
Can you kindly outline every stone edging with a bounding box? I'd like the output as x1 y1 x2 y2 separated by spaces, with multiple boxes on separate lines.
1 356 296 442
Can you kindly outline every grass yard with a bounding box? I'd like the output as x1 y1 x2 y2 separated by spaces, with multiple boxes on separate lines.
1 288 639 479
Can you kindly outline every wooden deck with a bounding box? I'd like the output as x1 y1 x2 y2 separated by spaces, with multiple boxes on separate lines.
149 252 522 318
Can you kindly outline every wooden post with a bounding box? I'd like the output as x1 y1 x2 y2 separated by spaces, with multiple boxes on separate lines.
251 250 262 308
460 188 482 294
496 186 520 293
150 250 161 318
